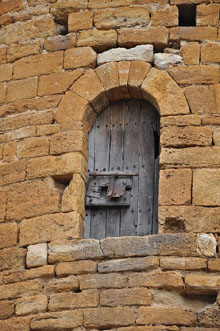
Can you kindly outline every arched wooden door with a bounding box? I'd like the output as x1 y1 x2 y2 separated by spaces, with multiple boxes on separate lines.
84 99 160 239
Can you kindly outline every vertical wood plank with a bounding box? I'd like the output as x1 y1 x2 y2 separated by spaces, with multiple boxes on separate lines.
120 99 141 236
152 112 160 234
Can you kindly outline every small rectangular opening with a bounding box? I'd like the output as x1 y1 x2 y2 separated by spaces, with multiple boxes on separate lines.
178 4 196 26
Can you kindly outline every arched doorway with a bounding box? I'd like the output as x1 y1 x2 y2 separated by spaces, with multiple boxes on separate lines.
84 99 160 239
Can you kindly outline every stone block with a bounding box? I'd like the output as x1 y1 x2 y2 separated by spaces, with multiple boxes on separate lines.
201 42 220 63
170 27 217 41
3 142 17 162
0 300 14 319
84 307 135 328
6 178 62 221
141 68 189 116
0 82 6 104
68 11 93 31
0 191 6 222
64 47 97 69
118 28 168 48
38 69 84 96
36 124 60 137
161 126 212 147
0 0 24 15
0 160 26 186
161 115 201 127
6 77 38 102
16 295 47 316
7 127 36 141
208 259 220 272
197 4 219 26
0 17 57 45
203 116 220 125
89 0 129 8
160 147 220 168
17 137 49 158
185 274 220 293
7 40 41 62
98 45 153 65
159 169 192 206
193 169 220 206
181 42 200 65
4 265 55 284
13 51 63 80
49 289 99 311
44 34 76 52
0 317 30 331
96 62 121 101
197 233 217 257
44 275 79 294
136 307 196 326
0 247 26 271
213 128 220 145
100 234 198 258
168 66 220 85
77 29 117 52
19 212 83 246
48 239 103 263
31 310 83 330
0 223 18 249
159 206 220 233
100 288 151 307
0 46 6 64
184 85 220 114
98 256 159 273
71 69 109 112
56 260 97 277
51 0 87 20
27 152 87 180
26 243 47 268
80 273 127 290
127 60 151 98
197 304 220 327
160 257 207 271
0 280 42 300
129 270 184 290
0 63 12 82
151 6 178 26
94 7 149 29
154 53 182 69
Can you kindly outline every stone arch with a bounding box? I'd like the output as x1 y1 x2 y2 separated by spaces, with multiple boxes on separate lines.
55 61 189 237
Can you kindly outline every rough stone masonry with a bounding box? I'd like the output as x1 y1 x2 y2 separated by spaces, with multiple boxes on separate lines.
0 0 220 329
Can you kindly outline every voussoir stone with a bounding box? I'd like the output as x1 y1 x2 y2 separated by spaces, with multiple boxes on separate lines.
97 45 153 65
154 53 183 69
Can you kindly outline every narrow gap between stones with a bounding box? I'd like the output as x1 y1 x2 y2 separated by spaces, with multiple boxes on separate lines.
54 18 69 36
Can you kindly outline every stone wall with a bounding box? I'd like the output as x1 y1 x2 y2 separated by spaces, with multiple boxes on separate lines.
0 0 220 329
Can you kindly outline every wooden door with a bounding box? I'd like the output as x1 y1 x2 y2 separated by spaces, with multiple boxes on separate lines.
84 99 160 239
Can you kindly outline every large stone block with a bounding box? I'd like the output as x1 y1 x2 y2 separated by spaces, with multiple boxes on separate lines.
56 260 97 277
197 304 220 327
84 307 135 328
185 274 220 293
31 310 83 330
170 27 217 41
161 115 201 127
0 46 6 64
26 243 47 268
89 0 129 8
64 47 97 69
154 53 182 69
48 239 103 263
7 40 41 62
38 69 84 96
80 273 127 289
44 34 76 52
197 4 219 26
160 257 207 271
98 45 153 65
0 160 26 186
98 256 159 273
4 265 55 284
118 28 168 48
141 68 189 116
51 0 87 20
181 42 200 65
17 136 49 158
68 11 93 31
44 275 79 294
208 259 220 272
13 51 63 79
0 0 24 15
100 288 151 307
161 126 212 147
94 7 149 29
0 247 26 271
168 66 220 85
49 289 99 311
197 233 217 257
20 212 83 246
201 42 220 63
159 206 220 233
0 280 42 300
136 307 196 326
160 147 220 168
6 77 38 102
159 169 192 206
151 6 178 26
0 300 14 319
96 62 121 101
193 169 220 206
0 317 30 331
0 223 18 249
0 191 7 222
6 178 62 221
77 30 117 52
16 295 47 316
0 63 12 82
0 82 6 104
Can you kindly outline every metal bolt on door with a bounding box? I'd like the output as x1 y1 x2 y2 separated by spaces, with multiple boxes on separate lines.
84 99 160 239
